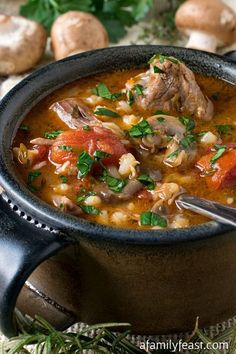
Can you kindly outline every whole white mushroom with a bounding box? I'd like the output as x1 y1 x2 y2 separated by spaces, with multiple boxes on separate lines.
175 0 236 52
0 14 47 75
51 11 109 60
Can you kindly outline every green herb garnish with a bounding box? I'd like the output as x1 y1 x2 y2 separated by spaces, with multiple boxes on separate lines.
44 130 63 139
80 205 101 215
27 171 41 193
77 191 96 203
127 90 134 106
101 170 126 193
211 92 220 101
155 110 167 115
180 134 196 149
157 117 165 123
216 124 233 135
19 124 29 132
83 125 91 131
153 66 165 74
210 145 227 166
134 84 144 96
59 175 68 183
128 120 154 138
77 151 94 178
179 116 195 131
57 145 73 152
94 107 120 117
92 83 122 101
148 53 179 65
167 150 179 159
138 174 155 190
94 150 112 161
140 211 167 227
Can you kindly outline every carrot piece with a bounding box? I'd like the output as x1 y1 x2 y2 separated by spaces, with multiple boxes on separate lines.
196 149 236 190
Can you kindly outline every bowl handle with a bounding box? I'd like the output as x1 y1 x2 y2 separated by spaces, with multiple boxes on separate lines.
0 196 71 337
223 51 236 63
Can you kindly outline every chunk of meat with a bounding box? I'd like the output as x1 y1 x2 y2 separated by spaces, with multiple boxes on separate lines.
94 179 143 203
196 148 236 190
50 126 128 166
52 195 82 216
50 97 102 129
126 56 213 120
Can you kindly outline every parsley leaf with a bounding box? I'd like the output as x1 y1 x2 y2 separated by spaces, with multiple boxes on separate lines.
27 171 41 193
59 175 68 183
92 83 122 101
138 174 155 190
148 53 179 65
155 110 167 115
44 130 63 139
128 120 154 138
167 150 179 160
180 134 196 149
179 116 195 131
80 205 101 215
77 151 94 178
210 145 227 166
83 125 91 131
19 124 29 132
127 90 134 106
140 211 167 227
94 150 112 161
101 170 126 193
134 84 144 96
153 66 165 74
94 107 120 117
216 124 233 135
58 145 73 151
77 190 96 203
157 117 165 123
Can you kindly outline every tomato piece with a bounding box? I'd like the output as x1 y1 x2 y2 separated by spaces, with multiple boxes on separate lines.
50 127 127 166
196 149 236 190
34 145 49 163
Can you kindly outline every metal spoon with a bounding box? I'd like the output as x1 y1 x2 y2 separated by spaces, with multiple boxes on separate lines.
176 194 236 227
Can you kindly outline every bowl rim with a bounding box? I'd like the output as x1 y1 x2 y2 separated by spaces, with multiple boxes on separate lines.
0 44 235 246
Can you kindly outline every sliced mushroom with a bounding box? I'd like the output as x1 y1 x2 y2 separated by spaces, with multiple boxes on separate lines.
52 195 82 216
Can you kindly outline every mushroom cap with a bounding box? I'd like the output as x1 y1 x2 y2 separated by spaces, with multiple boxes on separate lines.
175 0 236 46
0 15 47 75
51 11 109 60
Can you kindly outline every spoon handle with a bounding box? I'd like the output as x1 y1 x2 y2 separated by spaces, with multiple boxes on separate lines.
176 194 236 227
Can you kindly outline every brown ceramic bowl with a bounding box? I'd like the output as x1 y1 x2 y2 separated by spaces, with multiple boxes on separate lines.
0 45 236 337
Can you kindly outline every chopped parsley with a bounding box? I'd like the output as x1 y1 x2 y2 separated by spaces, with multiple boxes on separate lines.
128 120 154 138
44 130 64 139
138 174 155 190
148 53 179 65
77 190 96 203
83 125 91 131
167 150 179 160
210 145 227 166
155 110 167 115
58 145 73 151
93 150 111 161
216 124 233 135
92 83 122 101
94 107 120 117
157 117 165 123
140 211 167 227
127 90 134 106
134 84 144 96
180 134 196 149
211 92 220 101
77 151 94 178
179 116 195 131
153 66 165 74
80 205 101 215
27 171 41 193
19 124 29 132
101 170 126 193
59 175 68 183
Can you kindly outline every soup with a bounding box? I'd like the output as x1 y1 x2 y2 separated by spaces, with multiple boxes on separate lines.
13 54 236 229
